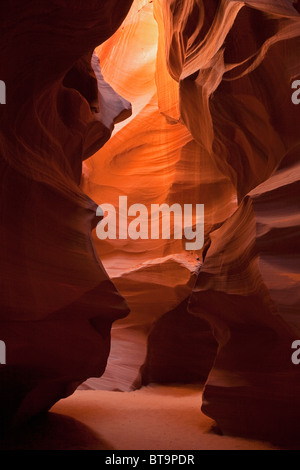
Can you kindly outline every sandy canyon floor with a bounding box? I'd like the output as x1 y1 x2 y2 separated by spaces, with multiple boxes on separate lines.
1 385 293 450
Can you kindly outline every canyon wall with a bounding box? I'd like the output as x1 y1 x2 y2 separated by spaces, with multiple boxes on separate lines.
0 0 299 443
0 0 133 432
82 0 300 441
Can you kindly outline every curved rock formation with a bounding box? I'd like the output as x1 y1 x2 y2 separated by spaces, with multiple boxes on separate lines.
0 0 133 432
82 0 300 442
189 155 300 440
174 0 300 441
81 0 236 391
1 0 300 445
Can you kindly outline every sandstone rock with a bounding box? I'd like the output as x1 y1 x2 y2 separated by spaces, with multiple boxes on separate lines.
189 155 300 441
1 0 300 446
81 0 236 391
0 0 133 432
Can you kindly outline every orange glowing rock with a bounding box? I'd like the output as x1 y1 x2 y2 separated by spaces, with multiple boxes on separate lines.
82 0 300 442
0 0 299 445
81 0 237 391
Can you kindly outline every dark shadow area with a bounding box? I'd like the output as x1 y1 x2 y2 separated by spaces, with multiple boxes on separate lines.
0 412 114 450
141 299 218 386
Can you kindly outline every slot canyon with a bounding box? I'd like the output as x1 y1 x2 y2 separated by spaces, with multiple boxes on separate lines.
0 0 299 450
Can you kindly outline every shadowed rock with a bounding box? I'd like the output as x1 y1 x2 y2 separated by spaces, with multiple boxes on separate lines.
0 0 133 432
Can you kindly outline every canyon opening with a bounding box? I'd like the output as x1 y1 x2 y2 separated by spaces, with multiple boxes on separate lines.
0 0 299 452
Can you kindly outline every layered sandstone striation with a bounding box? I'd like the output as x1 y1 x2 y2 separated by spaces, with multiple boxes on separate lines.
0 0 299 444
82 0 300 441
0 0 133 432
81 0 236 391
189 155 300 440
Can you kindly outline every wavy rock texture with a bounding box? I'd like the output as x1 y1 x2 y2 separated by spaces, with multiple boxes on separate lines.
0 0 300 444
0 0 133 432
81 0 236 391
175 0 300 441
81 0 300 441
189 153 300 441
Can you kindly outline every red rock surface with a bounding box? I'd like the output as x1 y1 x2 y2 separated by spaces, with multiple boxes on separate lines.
0 0 300 445
81 0 236 392
189 156 300 440
82 0 300 442
0 0 133 432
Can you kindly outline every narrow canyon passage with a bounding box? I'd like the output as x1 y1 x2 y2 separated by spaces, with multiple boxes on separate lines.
0 0 299 449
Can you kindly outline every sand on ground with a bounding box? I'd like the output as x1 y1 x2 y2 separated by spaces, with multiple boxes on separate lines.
47 385 279 450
